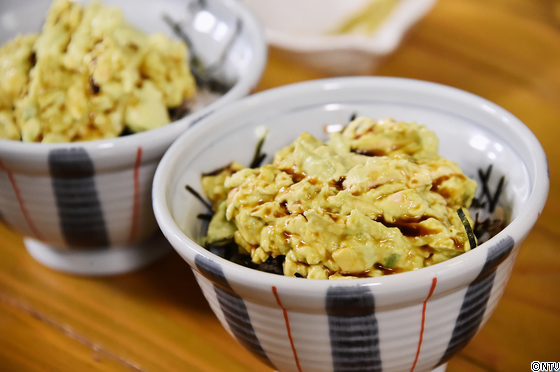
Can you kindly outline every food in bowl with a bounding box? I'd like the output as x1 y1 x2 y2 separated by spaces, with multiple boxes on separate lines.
0 0 197 143
198 116 502 279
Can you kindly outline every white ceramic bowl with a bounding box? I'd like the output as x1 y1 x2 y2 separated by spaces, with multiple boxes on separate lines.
241 0 437 75
0 0 267 275
153 77 548 372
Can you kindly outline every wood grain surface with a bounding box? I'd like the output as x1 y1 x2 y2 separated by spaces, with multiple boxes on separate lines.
1 0 559 370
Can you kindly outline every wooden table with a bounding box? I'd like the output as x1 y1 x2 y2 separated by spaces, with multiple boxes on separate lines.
1 0 559 370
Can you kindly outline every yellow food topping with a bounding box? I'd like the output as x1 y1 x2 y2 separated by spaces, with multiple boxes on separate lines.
202 117 478 279
0 34 38 140
0 0 196 142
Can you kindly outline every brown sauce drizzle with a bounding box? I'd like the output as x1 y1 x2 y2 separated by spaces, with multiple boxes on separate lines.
281 167 306 183
376 216 437 237
419 245 436 254
390 143 417 156
450 236 463 250
89 76 100 94
330 176 346 190
308 177 319 185
431 175 451 190
29 52 36 67
327 212 340 222
273 210 285 218
279 201 291 215
351 148 385 157
337 270 372 278
374 263 397 275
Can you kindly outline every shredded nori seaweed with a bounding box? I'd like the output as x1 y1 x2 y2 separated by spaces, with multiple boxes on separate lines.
457 208 477 249
185 131 287 274
474 165 505 213
207 240 285 275
162 12 235 94
168 102 191 122
249 134 267 168
256 255 286 275
196 213 214 221
185 185 213 212
470 165 506 242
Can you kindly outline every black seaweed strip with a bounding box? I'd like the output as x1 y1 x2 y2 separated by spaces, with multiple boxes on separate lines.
477 165 505 213
490 176 505 213
202 164 232 177
256 153 266 167
473 212 490 240
162 14 194 49
458 208 477 249
204 19 242 76
185 185 213 211
478 165 494 209
249 135 267 168
473 212 482 236
162 13 232 93
197 213 214 221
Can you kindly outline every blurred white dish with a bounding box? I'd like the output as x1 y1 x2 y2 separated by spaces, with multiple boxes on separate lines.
242 0 437 75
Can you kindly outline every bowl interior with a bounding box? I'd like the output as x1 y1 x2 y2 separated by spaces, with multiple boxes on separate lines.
0 0 266 168
171 88 530 240
0 0 266 148
1 0 253 82
154 77 547 302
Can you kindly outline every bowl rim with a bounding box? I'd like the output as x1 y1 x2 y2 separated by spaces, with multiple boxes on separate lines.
0 0 267 160
264 0 437 54
152 76 549 300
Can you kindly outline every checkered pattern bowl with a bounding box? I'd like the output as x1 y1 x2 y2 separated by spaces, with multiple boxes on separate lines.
0 0 267 275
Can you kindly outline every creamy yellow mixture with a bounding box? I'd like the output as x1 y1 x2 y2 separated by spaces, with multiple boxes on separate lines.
0 0 196 143
202 117 478 279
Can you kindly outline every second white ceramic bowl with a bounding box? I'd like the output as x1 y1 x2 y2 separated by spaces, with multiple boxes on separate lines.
0 0 267 275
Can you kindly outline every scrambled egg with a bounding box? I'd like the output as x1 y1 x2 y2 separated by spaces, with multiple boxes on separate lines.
0 0 196 143
202 117 478 279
